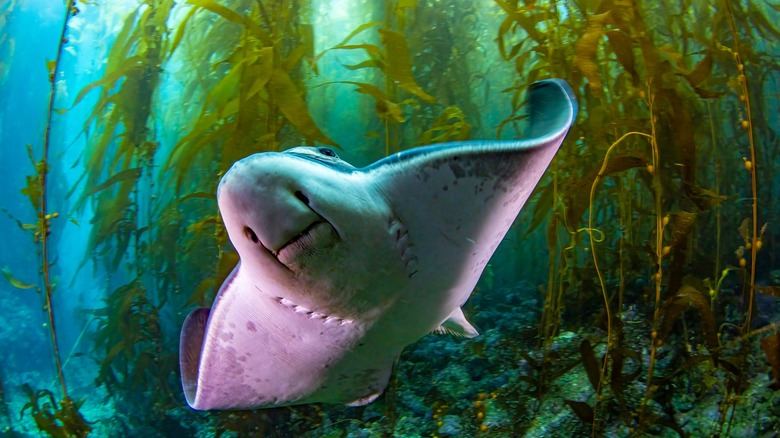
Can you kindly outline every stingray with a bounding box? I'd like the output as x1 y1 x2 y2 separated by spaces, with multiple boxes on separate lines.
180 79 577 410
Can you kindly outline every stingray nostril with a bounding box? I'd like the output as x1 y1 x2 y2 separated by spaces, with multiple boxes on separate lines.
294 190 309 206
244 226 259 244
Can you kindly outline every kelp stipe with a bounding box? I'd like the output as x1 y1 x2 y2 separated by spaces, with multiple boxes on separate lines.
714 2 767 434
8 1 93 436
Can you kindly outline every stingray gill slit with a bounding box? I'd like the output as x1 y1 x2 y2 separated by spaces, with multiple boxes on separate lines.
389 217 418 278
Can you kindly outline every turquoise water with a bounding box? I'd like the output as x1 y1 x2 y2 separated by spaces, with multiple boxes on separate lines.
1 0 779 436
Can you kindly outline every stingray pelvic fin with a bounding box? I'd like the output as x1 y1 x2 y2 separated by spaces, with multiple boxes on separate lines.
432 307 479 338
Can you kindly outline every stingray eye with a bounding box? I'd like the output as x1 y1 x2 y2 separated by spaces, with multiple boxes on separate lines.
244 226 259 244
318 147 337 158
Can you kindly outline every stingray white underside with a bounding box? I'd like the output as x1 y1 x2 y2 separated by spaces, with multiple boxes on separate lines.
180 79 577 410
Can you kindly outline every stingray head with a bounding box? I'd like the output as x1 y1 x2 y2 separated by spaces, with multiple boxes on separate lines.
216 148 401 312
217 147 350 270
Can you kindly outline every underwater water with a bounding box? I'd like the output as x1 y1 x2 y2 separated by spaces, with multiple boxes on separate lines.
1 0 779 436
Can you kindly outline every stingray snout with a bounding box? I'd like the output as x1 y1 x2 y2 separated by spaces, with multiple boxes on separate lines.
218 153 325 258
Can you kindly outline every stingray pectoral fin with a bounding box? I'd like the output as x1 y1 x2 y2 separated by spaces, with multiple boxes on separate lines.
182 263 385 409
527 78 578 139
180 307 211 407
341 353 398 406
366 79 576 238
366 80 575 307
432 307 479 338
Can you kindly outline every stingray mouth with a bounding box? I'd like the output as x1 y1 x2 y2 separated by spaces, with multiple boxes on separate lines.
272 221 338 267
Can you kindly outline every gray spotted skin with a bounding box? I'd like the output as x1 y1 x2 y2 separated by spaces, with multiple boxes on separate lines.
179 79 577 410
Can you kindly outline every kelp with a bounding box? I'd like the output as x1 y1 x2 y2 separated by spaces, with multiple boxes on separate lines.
72 0 174 260
418 105 471 145
564 335 687 436
155 0 332 339
493 0 779 435
311 18 440 155
165 0 330 193
268 67 336 146
760 332 780 389
1 265 36 289
65 0 183 428
313 23 435 104
2 4 101 435
658 282 720 364
11 0 778 435
19 384 92 438
92 280 177 407
10 3 97 436
319 80 408 124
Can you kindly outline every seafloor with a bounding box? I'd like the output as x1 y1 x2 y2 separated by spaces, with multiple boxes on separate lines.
2 276 778 437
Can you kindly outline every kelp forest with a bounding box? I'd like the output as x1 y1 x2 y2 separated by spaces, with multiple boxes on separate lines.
0 0 779 436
